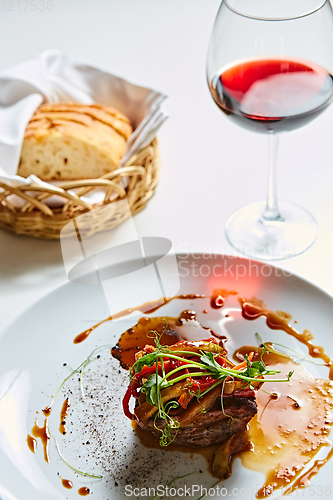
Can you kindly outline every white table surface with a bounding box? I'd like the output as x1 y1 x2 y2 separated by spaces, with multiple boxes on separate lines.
1 0 333 333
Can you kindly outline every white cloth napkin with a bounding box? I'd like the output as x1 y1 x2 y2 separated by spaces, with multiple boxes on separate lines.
0 50 168 204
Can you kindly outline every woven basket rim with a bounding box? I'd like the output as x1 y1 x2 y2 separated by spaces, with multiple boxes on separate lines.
0 138 160 239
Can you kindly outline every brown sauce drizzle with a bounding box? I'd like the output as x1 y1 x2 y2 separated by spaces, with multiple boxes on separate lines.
57 472 73 489
111 311 224 369
233 346 333 498
78 487 90 496
132 344 333 492
31 418 51 463
239 298 333 380
113 293 333 493
27 434 37 453
28 289 333 494
74 294 206 344
61 478 73 489
42 406 52 417
286 446 333 493
59 398 71 435
211 289 237 309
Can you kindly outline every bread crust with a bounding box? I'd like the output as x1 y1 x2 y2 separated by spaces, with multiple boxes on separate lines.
17 102 133 180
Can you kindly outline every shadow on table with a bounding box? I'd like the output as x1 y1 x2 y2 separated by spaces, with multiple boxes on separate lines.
0 229 66 283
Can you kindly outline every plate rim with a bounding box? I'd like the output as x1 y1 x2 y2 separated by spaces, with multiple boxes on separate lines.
1 252 333 500
1 252 333 341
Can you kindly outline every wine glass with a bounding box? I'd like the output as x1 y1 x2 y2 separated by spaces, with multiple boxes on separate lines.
206 0 333 260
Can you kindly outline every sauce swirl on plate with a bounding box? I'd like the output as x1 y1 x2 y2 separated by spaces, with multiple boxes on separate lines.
233 346 333 497
59 397 71 435
31 418 51 463
74 294 206 344
239 298 333 379
78 487 90 496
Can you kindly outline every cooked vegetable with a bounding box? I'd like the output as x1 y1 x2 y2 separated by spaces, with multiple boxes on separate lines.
122 328 293 447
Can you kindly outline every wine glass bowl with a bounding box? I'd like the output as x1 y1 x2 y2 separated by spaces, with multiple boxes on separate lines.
209 58 333 135
207 0 333 259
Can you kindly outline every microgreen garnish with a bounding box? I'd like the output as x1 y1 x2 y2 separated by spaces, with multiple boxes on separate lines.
197 479 221 500
54 438 103 478
255 333 326 366
200 352 224 378
141 373 169 406
125 329 294 447
133 351 159 374
220 378 232 422
149 471 197 500
48 345 113 409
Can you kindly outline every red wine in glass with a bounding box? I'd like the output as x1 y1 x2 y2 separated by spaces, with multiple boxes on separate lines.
210 58 333 134
206 0 333 260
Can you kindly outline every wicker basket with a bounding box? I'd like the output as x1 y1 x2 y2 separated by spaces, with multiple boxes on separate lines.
0 139 159 239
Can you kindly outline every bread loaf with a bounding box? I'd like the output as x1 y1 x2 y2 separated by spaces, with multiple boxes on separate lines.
17 102 133 180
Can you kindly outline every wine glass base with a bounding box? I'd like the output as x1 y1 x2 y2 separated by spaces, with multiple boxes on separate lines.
225 201 318 260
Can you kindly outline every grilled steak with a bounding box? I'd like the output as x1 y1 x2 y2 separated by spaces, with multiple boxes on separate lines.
139 392 257 447
120 336 265 468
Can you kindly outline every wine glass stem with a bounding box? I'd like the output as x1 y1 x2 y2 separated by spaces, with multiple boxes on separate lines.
261 132 283 222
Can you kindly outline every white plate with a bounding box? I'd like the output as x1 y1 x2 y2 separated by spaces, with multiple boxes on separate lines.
1 254 333 500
